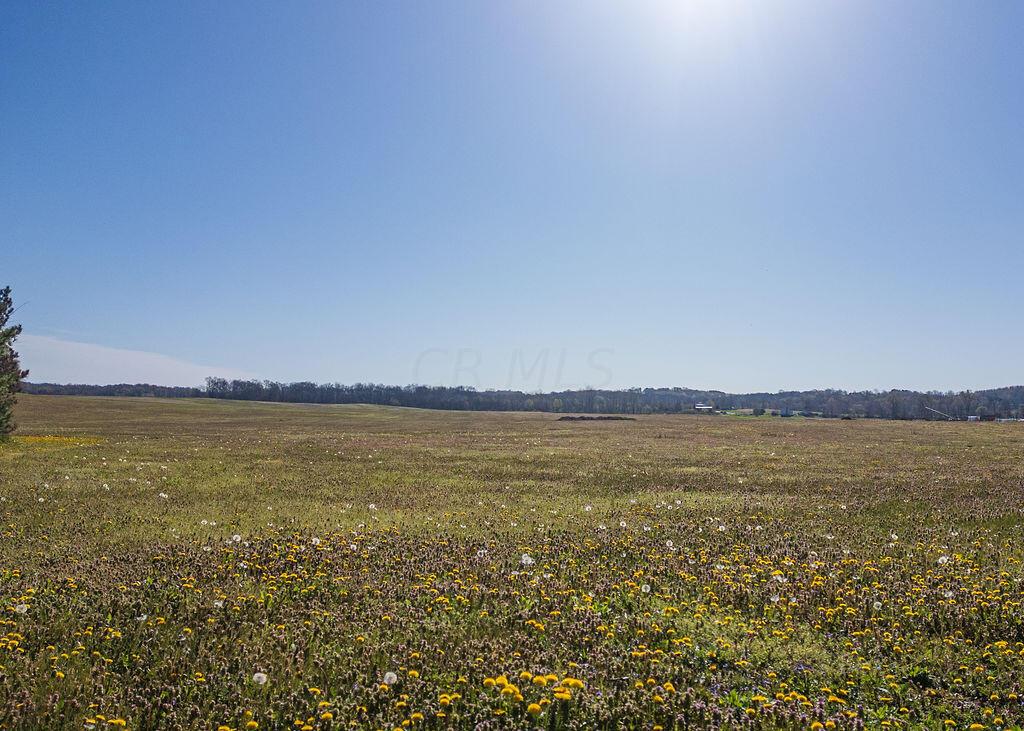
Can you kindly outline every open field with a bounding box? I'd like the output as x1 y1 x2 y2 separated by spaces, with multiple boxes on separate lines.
2 395 1023 730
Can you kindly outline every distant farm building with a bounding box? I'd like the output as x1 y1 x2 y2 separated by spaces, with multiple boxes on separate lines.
694 403 714 412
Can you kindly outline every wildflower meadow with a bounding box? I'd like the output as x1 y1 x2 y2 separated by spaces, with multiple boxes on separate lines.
1 395 1022 730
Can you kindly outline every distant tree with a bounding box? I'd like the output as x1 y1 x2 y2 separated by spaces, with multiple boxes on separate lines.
205 377 229 398
0 286 29 437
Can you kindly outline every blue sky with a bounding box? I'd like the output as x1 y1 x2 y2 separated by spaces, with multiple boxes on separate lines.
3 1 1022 391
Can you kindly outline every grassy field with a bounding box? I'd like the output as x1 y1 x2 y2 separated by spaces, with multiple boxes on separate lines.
1 395 1023 730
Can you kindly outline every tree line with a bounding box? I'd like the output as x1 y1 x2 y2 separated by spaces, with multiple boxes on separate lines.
23 378 1024 420
22 382 202 399
198 380 1024 419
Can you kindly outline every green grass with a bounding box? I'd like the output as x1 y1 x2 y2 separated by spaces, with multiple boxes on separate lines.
1 395 1023 730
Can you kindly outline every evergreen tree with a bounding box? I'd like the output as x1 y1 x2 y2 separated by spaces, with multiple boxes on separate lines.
0 287 29 437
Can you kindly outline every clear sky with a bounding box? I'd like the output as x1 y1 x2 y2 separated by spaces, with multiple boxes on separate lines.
3 1 1022 392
